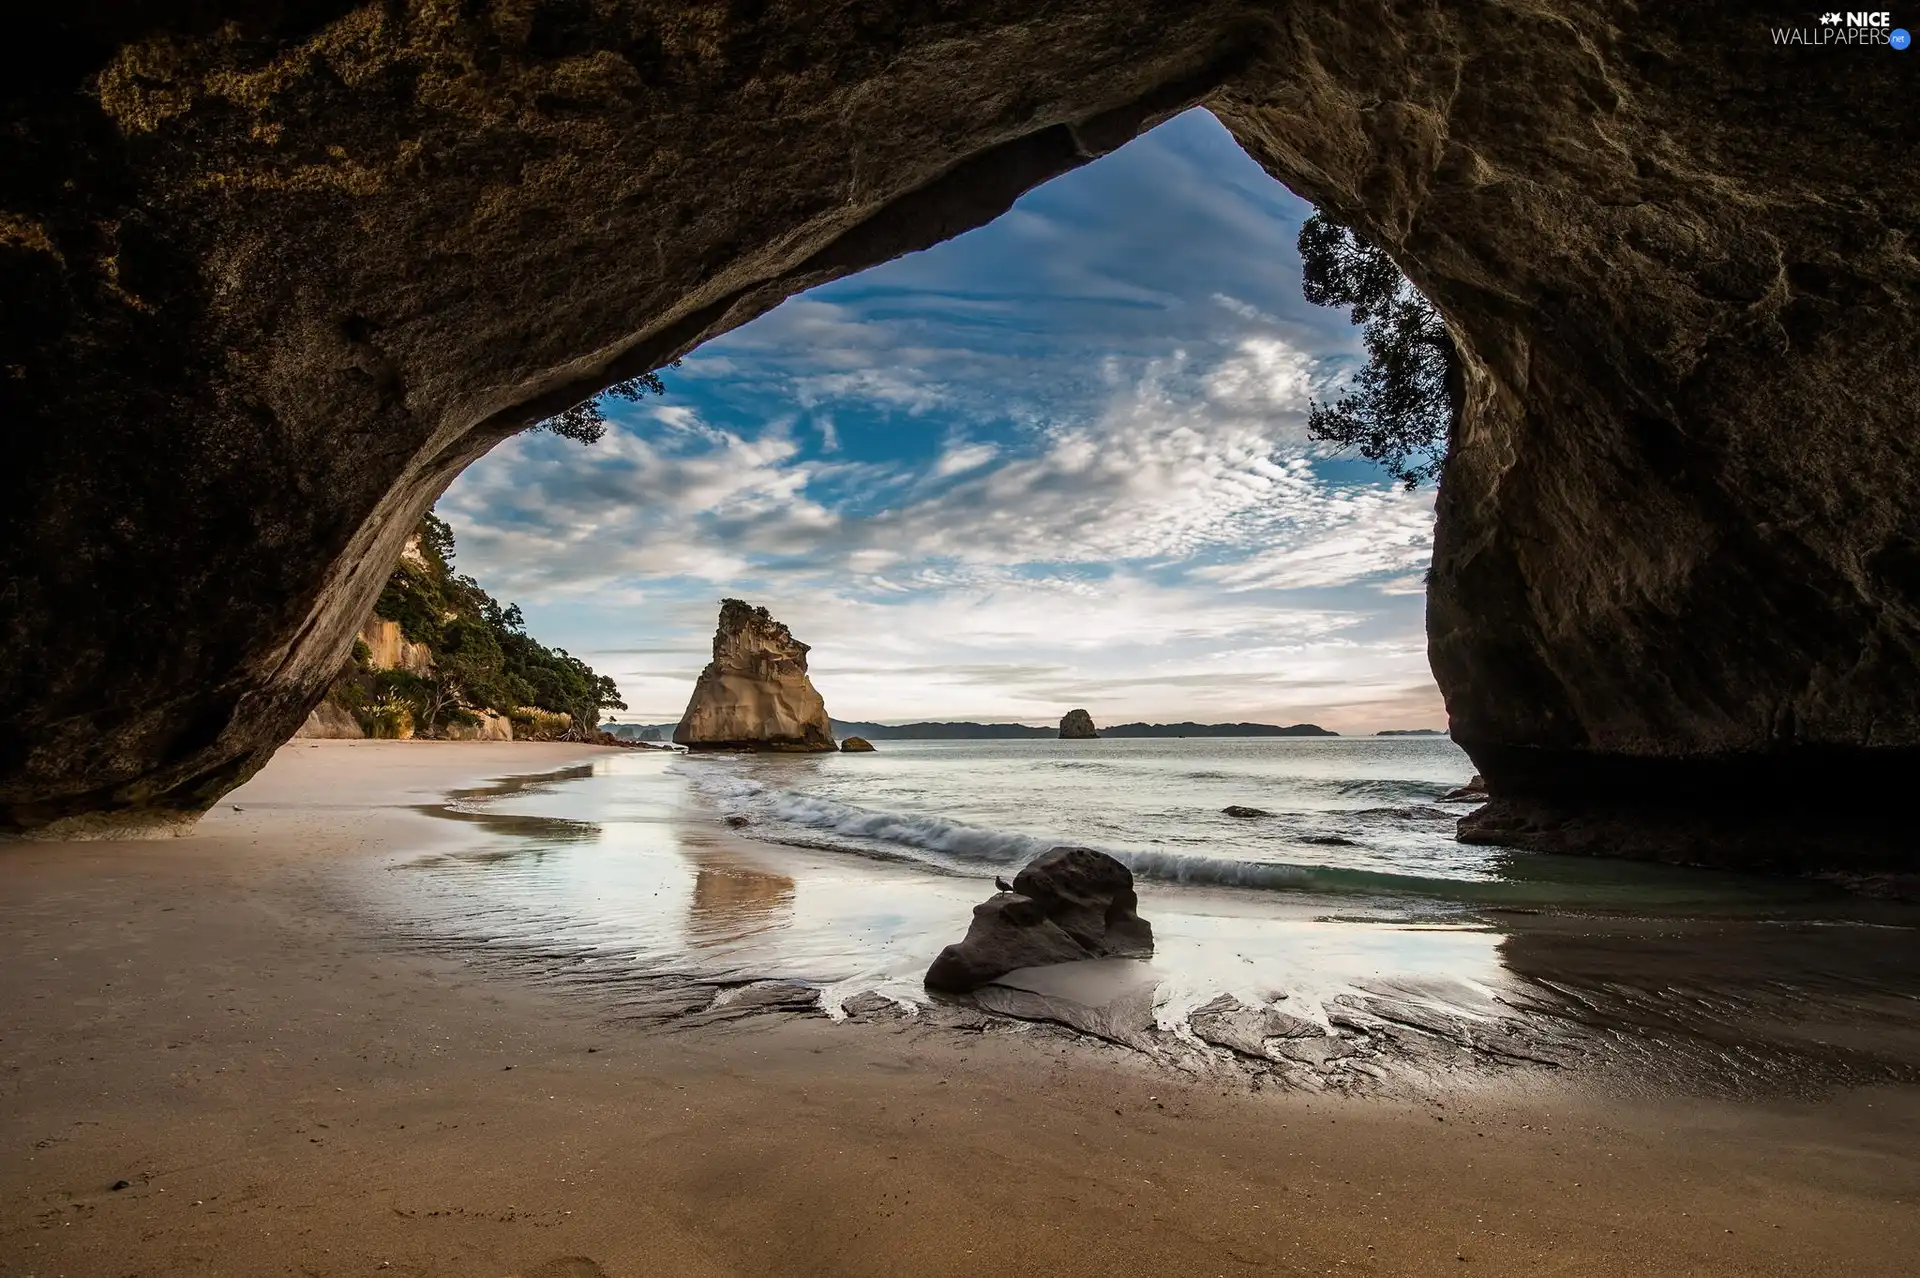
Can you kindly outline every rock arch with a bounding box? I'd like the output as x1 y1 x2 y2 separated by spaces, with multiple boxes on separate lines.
3 3 1915 867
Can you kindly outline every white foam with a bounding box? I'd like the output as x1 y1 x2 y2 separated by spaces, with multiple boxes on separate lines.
754 789 1048 865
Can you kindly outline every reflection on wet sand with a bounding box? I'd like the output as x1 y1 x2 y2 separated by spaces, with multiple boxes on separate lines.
414 763 602 845
1492 912 1920 1092
372 754 1920 1096
683 836 796 949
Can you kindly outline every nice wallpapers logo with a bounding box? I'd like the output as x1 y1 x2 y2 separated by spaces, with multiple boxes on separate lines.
1771 10 1912 46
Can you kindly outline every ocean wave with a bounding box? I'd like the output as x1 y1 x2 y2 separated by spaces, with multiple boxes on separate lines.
1104 847 1491 898
714 784 1511 902
751 789 1050 865
1346 805 1457 822
1328 779 1459 802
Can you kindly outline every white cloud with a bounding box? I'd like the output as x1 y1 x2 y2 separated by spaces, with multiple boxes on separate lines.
1196 487 1437 592
437 108 1445 731
932 441 1000 477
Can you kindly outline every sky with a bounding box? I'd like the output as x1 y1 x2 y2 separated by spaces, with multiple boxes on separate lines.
439 108 1444 733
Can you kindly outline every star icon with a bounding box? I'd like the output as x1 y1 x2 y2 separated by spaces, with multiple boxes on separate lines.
1820 12 1842 22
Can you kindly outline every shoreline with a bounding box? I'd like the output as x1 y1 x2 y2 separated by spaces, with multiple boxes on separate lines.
4 741 1918 1275
384 744 1920 1103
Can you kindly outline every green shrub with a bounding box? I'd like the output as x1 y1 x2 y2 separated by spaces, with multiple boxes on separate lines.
362 512 626 739
366 696 413 740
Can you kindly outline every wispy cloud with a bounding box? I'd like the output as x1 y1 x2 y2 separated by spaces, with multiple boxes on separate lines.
440 108 1443 732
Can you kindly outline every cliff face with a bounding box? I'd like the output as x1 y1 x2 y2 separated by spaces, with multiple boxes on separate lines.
674 601 835 753
293 700 363 741
2 5 1915 869
357 619 433 678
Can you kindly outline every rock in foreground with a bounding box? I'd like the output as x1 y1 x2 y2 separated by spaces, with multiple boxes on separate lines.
840 736 875 752
925 847 1152 993
674 600 835 752
973 959 1161 1050
1059 709 1098 740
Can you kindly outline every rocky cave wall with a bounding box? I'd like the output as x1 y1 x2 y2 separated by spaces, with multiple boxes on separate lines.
2 2 1916 866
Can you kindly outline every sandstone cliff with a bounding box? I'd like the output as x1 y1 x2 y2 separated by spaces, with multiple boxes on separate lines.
357 618 433 678
297 514 605 746
674 601 835 752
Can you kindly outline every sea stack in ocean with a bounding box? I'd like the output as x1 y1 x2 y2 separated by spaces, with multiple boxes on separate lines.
925 847 1153 993
673 599 836 752
1059 708 1098 739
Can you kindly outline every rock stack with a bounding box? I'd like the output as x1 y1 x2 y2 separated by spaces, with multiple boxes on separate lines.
1058 708 1098 739
925 847 1153 993
673 600 836 752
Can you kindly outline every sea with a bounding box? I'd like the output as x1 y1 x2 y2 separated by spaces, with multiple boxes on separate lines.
374 736 1920 1089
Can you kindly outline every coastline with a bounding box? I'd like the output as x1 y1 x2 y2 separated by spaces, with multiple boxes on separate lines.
4 741 1917 1275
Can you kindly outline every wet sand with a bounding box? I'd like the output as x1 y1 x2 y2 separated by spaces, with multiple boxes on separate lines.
4 741 1918 1276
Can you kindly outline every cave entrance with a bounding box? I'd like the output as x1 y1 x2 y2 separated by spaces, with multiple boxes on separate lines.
440 108 1446 739
10 4 1912 874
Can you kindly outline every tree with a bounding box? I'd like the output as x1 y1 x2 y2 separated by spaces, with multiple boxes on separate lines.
417 509 456 568
535 368 675 445
1297 212 1456 490
352 513 627 738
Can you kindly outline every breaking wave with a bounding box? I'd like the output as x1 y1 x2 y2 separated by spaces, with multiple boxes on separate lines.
750 787 1050 866
693 775 1515 902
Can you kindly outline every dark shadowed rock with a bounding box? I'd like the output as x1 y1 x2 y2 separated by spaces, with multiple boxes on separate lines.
1012 846 1153 957
925 847 1152 992
1441 775 1487 802
3 5 1915 873
923 896 1092 994
1058 709 1099 740
840 736 876 752
1222 805 1273 819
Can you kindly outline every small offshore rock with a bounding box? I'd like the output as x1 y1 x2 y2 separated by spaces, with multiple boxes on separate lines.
724 814 752 828
1058 708 1098 739
1442 774 1488 802
840 736 876 752
1222 805 1273 818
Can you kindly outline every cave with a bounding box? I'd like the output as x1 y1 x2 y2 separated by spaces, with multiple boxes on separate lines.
3 3 1915 874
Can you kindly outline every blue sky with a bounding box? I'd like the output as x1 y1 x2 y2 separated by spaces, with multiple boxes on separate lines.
440 109 1443 731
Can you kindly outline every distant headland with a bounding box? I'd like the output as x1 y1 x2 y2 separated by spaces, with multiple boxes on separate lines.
607 719 1342 741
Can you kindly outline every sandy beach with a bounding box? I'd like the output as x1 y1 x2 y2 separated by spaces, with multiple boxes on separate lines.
4 741 1917 1277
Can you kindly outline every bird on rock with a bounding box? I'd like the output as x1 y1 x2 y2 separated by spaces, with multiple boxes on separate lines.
994 875 1015 893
